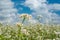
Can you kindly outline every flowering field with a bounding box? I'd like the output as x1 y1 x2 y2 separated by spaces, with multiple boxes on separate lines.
0 14 60 40
0 23 60 40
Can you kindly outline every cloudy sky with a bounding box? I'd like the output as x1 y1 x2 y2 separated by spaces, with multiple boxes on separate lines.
0 0 60 24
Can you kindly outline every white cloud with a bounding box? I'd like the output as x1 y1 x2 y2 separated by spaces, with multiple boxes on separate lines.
51 13 60 24
48 4 60 10
0 0 19 24
0 0 60 24
24 0 46 9
24 0 60 24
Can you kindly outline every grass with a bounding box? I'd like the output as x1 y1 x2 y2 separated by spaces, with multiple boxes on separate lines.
0 23 60 40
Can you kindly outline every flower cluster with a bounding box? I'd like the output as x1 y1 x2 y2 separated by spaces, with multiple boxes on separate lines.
19 14 32 19
16 23 23 27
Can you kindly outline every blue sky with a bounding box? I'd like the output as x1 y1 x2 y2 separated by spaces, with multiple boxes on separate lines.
11 0 60 15
12 0 32 14
47 0 60 15
47 0 60 4
0 0 60 24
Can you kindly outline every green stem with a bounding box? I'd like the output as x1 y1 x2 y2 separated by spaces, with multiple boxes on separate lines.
22 17 26 23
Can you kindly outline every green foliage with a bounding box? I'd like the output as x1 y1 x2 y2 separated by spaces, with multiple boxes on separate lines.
0 24 60 40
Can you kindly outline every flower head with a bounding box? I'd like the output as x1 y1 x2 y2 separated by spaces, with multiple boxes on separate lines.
21 29 29 35
19 14 32 19
16 23 23 27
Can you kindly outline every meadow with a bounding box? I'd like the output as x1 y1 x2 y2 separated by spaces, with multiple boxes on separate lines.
0 14 60 40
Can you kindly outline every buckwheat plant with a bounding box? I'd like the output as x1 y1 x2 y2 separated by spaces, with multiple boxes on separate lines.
19 14 32 23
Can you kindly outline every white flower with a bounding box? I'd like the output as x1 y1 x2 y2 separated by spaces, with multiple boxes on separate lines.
54 31 60 34
21 29 29 35
16 23 23 27
19 14 32 19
